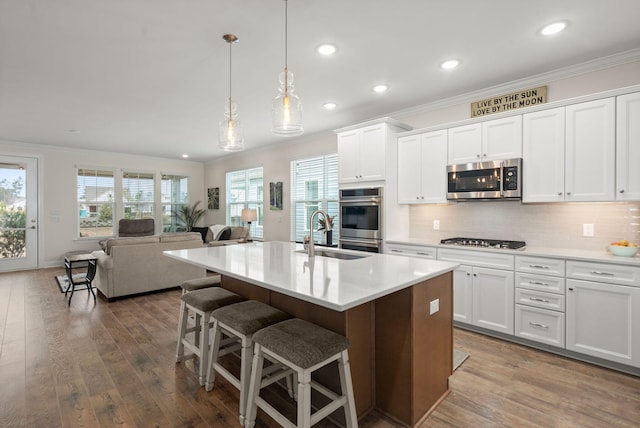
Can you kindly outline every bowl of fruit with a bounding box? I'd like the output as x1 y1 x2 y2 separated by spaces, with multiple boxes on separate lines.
608 240 638 257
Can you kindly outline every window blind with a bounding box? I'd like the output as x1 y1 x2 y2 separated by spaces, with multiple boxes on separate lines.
226 167 263 239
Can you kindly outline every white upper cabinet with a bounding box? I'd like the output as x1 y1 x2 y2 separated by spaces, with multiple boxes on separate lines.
523 98 616 202
397 130 447 204
337 124 387 183
523 107 566 202
448 116 522 164
616 92 640 200
565 97 616 201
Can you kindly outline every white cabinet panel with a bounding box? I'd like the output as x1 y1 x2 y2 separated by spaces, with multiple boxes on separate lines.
337 124 386 183
515 255 565 277
453 265 473 323
616 92 640 200
515 288 565 312
398 130 447 204
522 107 566 202
566 260 640 287
565 98 616 201
472 266 515 334
515 272 565 295
448 123 481 164
385 243 437 260
516 305 565 347
481 115 523 161
566 279 640 368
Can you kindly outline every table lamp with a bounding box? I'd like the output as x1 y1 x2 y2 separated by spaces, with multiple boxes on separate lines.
241 208 257 228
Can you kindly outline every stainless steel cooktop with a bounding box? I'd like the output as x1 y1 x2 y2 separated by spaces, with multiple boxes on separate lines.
440 237 526 250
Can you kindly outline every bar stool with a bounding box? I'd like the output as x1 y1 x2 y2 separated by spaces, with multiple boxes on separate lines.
176 287 243 385
180 275 222 347
205 300 291 426
245 318 358 428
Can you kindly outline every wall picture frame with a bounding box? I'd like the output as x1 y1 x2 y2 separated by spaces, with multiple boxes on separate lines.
270 181 283 210
208 187 219 210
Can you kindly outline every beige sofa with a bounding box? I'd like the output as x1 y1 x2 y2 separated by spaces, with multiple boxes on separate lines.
203 225 250 246
92 232 206 300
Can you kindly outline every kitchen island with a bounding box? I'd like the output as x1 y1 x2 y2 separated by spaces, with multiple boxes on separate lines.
165 241 458 427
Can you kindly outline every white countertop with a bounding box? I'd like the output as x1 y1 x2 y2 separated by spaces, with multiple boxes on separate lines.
386 239 640 266
164 241 458 311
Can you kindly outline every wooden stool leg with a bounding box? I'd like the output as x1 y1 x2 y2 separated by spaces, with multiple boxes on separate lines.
239 336 252 426
297 370 312 428
205 319 223 392
198 311 211 386
176 302 188 362
338 350 358 428
245 345 265 428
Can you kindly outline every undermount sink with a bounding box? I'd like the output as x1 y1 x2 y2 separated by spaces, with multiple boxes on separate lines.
295 249 370 260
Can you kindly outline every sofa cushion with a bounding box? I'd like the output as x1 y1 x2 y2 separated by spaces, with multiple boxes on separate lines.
159 232 202 243
105 236 159 255
118 218 155 237
206 225 231 242
190 226 209 242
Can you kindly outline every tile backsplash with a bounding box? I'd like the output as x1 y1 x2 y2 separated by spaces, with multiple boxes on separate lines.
410 201 640 251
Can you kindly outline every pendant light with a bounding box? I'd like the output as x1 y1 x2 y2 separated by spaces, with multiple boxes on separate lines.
271 0 303 137
219 34 245 151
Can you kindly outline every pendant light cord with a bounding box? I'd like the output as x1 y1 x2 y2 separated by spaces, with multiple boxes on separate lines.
228 37 233 115
283 0 289 91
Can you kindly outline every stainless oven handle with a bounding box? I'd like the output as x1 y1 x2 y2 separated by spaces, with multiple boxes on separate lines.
339 238 382 248
339 197 382 204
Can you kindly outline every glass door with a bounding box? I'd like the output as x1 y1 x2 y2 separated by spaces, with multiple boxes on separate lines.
0 156 38 271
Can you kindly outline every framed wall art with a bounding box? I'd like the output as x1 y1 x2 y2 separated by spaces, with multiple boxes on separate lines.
269 181 283 210
208 187 219 210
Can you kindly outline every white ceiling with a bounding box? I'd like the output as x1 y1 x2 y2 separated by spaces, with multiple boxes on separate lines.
1 0 639 162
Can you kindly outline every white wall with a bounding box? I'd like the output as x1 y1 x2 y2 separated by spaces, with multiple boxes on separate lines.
205 134 336 241
204 58 640 250
0 140 204 268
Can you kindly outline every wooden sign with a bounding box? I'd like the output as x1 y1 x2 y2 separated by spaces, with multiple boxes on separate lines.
471 86 547 117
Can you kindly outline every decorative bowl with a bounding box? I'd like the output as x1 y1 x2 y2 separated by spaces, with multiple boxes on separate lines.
608 245 638 257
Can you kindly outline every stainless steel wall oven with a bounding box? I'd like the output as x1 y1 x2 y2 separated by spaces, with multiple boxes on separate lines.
339 187 383 253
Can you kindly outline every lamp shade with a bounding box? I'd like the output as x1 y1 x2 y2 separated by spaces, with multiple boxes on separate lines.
241 208 257 222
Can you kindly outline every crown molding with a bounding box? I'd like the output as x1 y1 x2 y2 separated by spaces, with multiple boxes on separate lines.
389 48 640 118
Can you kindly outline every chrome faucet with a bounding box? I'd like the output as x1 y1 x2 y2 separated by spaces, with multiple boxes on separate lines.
308 209 332 257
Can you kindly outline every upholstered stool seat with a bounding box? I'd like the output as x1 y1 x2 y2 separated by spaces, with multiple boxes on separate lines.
176 287 243 385
245 318 358 428
206 300 291 426
180 275 222 293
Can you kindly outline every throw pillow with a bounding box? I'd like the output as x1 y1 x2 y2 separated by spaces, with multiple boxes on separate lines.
190 227 209 242
218 228 232 240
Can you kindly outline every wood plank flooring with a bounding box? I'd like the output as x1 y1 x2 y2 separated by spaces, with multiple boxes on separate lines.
1 267 639 427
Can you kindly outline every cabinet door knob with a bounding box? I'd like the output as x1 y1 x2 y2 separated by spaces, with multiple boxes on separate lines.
568 287 574 291
620 189 625 194
566 192 572 195
476 154 481 158
557 192 563 196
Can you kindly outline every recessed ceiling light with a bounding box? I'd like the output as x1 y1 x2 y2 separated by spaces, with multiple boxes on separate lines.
540 21 567 36
182 154 189 158
316 43 337 55
323 102 337 110
440 59 460 70
372 84 389 93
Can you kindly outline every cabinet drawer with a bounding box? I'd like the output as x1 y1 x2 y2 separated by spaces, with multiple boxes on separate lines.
566 261 640 287
515 305 565 348
515 288 565 312
515 272 565 294
386 244 437 260
438 248 514 270
515 256 565 276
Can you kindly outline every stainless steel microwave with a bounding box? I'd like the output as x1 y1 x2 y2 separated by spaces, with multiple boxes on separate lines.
447 158 522 200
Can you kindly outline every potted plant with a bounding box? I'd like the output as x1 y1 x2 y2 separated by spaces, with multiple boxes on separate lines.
318 215 335 246
174 201 207 231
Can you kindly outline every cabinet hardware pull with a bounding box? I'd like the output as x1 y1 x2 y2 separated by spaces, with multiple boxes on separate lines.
568 287 574 291
529 322 549 329
391 249 402 253
473 273 477 277
529 281 550 286
590 271 614 276
557 192 563 196
466 273 471 276
529 297 550 303
529 264 549 269
417 252 431 256
620 189 625 194
566 192 572 195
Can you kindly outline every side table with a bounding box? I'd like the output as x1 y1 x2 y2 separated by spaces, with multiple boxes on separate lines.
64 253 97 306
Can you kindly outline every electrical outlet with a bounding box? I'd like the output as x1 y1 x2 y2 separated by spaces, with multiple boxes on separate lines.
429 299 439 315
583 223 594 237
433 219 440 230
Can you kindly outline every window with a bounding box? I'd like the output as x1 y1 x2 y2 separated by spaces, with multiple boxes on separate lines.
290 154 338 243
122 171 155 220
226 167 263 239
77 168 115 238
161 174 189 232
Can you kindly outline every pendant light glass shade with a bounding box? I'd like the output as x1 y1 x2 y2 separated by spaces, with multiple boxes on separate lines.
272 0 303 137
219 34 245 151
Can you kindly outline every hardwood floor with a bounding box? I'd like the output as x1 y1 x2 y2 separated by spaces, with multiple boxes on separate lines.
1 267 639 427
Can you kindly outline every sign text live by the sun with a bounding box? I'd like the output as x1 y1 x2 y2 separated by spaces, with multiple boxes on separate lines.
470 86 547 117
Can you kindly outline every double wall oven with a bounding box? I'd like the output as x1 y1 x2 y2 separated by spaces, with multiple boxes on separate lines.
339 187 383 253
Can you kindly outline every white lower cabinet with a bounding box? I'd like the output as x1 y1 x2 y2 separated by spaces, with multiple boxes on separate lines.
566 278 640 368
515 305 565 347
385 243 437 259
438 249 514 335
